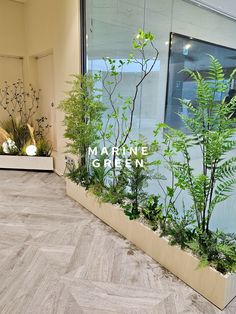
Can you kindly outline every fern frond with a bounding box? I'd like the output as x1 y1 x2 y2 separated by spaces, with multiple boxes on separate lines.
215 178 236 197
216 157 236 181
207 55 227 93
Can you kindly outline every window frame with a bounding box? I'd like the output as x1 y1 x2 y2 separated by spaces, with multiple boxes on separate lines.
80 0 87 74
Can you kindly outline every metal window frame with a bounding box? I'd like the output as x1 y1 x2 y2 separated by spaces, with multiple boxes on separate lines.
80 0 87 74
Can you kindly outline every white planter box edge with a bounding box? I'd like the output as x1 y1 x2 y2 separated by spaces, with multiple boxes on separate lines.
0 155 54 171
66 179 236 310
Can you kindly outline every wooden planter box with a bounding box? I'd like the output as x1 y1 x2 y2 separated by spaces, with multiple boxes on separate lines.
66 179 236 310
0 155 54 171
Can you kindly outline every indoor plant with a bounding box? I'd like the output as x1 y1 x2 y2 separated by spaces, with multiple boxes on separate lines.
61 30 236 308
0 80 53 170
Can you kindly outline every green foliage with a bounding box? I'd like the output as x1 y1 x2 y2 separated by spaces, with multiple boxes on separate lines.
59 73 105 185
59 74 105 160
123 146 150 220
167 208 196 249
155 56 236 236
90 154 107 189
149 56 236 273
132 29 155 49
187 231 236 274
0 81 52 156
149 124 183 231
100 30 159 185
142 195 163 230
60 29 159 189
1 118 29 152
101 164 128 205
36 138 52 157
3 118 52 157
0 80 41 151
65 159 91 189
60 31 236 275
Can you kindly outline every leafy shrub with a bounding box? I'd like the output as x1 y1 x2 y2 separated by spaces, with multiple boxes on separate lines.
1 118 29 152
59 73 105 185
149 56 236 272
142 195 163 230
61 31 236 275
187 231 236 274
122 149 150 220
36 139 52 157
167 208 196 249
165 56 236 236
66 162 92 189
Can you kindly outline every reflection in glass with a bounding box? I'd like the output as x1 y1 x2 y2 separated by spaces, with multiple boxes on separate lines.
84 0 236 232
165 33 236 131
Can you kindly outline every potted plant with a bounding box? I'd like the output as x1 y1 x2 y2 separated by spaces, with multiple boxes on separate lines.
61 30 236 309
0 80 53 170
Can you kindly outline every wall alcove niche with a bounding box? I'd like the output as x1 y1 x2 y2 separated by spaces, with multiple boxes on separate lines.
0 0 80 174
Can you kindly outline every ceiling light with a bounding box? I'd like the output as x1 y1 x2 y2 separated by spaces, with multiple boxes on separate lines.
184 44 191 49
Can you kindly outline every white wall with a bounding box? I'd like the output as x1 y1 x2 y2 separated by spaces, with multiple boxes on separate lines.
37 54 57 150
0 0 25 57
24 0 81 175
0 0 25 125
0 56 24 121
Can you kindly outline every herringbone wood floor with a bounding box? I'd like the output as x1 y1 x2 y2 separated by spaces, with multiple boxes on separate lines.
0 170 235 314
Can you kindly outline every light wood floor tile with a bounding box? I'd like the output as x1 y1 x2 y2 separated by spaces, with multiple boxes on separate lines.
0 170 235 313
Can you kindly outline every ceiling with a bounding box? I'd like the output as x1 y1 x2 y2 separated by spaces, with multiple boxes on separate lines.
185 0 236 20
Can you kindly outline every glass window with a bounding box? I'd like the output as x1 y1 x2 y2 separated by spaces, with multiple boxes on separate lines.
83 0 236 232
85 0 172 141
165 33 236 131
